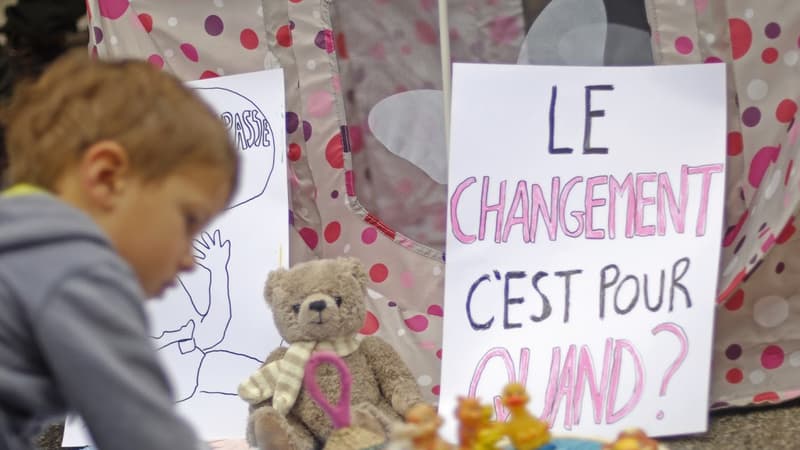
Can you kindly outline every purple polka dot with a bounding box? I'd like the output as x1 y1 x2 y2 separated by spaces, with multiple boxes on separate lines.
675 36 694 55
330 190 339 199
776 262 785 273
725 343 742 360
93 26 104 44
388 301 397 307
204 15 224 36
742 106 762 127
286 112 299 134
314 29 334 53
289 210 294 226
765 22 781 39
302 120 312 142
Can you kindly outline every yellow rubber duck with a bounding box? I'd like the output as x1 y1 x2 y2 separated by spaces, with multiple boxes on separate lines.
499 383 551 450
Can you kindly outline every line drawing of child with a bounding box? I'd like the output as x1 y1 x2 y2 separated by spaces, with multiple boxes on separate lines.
150 229 263 402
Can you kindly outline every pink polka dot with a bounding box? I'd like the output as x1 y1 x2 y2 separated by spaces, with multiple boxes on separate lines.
276 24 292 47
432 385 440 396
98 0 129 20
298 227 319 250
436 349 442 359
753 391 780 403
314 29 335 53
405 314 429 332
419 340 436 350
324 221 341 243
724 289 745 311
325 133 344 169
725 368 743 384
240 28 259 50
307 90 334 118
369 263 389 283
427 304 443 317
348 125 364 153
147 54 164 69
675 36 694 55
138 13 153 33
727 131 743 156
400 271 415 288
762 47 779 63
748 146 781 188
362 227 378 244
776 99 798 123
761 345 785 369
729 18 752 60
360 311 379 335
288 143 302 161
415 20 438 45
694 0 709 14
200 70 219 79
704 56 723 63
180 43 199 62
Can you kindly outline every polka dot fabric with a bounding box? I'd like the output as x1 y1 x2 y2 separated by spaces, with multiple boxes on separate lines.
650 0 800 410
334 0 524 252
87 0 280 80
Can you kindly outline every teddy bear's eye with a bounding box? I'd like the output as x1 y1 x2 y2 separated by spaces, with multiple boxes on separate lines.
334 296 343 307
291 304 300 314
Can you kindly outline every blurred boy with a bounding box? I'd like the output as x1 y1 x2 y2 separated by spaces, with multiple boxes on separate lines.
0 50 238 449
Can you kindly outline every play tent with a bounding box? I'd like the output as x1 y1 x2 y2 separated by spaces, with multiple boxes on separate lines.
85 0 800 417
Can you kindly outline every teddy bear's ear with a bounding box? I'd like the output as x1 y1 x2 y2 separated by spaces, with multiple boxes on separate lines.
264 267 288 305
339 257 368 287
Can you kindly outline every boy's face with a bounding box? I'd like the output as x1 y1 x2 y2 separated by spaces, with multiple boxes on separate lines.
105 165 231 298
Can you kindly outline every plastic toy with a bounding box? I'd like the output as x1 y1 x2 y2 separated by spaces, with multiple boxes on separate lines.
601 429 661 450
455 396 493 449
499 383 551 450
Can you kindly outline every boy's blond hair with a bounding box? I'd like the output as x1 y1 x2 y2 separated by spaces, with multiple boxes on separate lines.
3 49 238 191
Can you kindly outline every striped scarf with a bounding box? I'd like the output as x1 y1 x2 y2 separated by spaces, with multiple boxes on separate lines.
238 335 360 415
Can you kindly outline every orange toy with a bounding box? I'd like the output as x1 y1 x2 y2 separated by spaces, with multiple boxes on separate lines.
500 383 551 450
403 403 455 450
601 429 660 450
455 396 493 450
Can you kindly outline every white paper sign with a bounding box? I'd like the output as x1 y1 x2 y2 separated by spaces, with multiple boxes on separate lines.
63 68 287 446
439 63 726 441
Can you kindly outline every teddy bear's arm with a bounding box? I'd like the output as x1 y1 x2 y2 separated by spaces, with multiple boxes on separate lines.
359 336 425 415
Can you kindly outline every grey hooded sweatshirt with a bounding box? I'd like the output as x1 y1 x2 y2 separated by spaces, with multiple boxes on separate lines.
0 191 206 450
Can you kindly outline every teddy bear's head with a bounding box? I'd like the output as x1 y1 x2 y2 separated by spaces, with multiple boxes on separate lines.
264 257 368 343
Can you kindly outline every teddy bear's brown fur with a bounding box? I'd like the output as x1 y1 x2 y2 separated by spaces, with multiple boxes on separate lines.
242 257 425 450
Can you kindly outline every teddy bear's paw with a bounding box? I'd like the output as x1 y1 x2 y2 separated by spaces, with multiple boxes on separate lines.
252 408 298 450
351 402 397 438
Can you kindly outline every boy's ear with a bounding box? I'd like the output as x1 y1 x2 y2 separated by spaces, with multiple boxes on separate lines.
79 140 130 209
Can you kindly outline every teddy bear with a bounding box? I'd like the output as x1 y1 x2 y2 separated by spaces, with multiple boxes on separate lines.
238 257 426 450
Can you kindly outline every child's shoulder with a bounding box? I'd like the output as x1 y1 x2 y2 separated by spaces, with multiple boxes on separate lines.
0 193 131 305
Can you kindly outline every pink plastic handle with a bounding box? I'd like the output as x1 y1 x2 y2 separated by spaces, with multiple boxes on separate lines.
303 351 352 429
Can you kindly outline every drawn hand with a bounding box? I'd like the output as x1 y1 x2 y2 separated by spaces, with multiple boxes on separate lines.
193 229 231 273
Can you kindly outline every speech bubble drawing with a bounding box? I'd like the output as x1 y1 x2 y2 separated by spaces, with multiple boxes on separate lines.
193 87 276 210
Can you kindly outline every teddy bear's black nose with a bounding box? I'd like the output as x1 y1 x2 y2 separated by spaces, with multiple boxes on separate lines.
309 300 327 312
